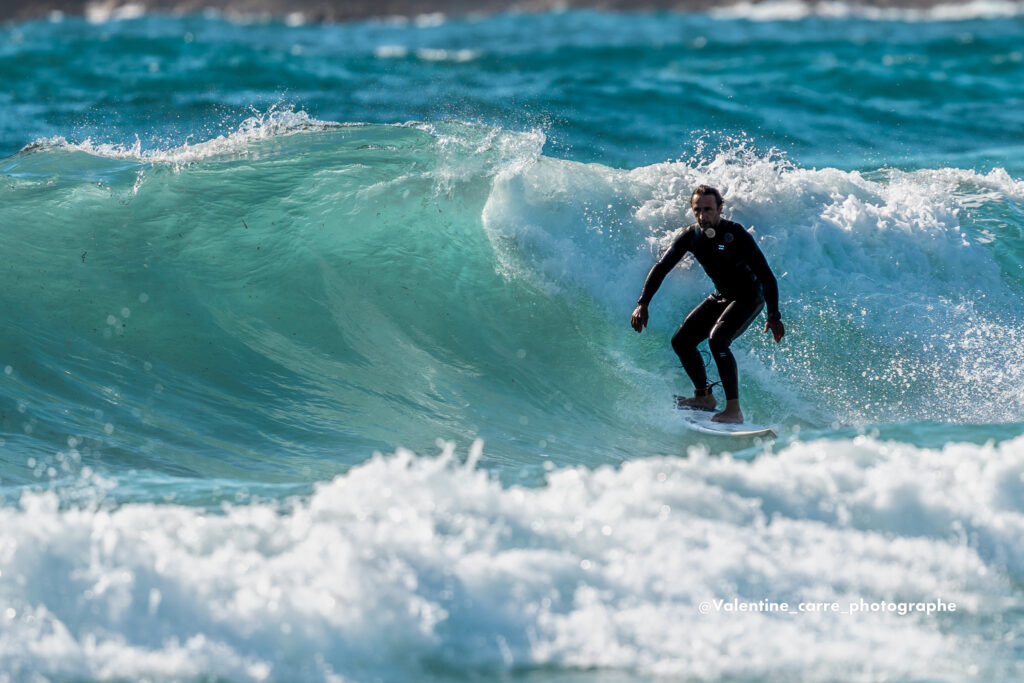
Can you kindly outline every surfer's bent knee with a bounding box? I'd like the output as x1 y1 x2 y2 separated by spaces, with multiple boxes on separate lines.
708 329 732 355
671 328 698 354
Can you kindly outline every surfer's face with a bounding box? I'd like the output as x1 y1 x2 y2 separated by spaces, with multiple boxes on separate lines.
691 194 722 229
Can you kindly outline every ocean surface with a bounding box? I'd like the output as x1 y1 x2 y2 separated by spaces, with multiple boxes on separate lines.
2 3 1024 681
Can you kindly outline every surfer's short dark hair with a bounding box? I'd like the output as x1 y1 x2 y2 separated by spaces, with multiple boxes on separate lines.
691 185 724 208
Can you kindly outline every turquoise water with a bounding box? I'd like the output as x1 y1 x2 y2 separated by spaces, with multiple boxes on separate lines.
2 6 1024 681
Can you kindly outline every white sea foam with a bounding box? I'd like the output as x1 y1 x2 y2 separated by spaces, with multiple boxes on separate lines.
415 47 481 62
374 44 409 59
370 45 481 62
414 12 447 27
713 0 1024 21
482 143 1024 423
1 436 1022 680
486 146 1015 310
84 1 147 23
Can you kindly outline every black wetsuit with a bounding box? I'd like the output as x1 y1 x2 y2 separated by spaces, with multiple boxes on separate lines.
637 219 780 401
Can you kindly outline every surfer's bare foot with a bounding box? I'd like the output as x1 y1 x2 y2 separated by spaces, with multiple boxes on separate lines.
675 388 716 412
711 399 743 424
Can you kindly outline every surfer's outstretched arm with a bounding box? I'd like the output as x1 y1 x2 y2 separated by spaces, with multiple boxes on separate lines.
631 234 690 333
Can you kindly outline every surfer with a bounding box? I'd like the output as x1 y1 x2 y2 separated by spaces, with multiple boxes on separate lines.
630 185 785 424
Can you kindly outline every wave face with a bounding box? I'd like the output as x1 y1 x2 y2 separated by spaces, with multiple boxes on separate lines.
2 8 1024 683
3 120 1023 489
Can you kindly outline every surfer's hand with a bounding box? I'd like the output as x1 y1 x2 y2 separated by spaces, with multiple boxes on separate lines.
765 318 784 343
631 304 648 333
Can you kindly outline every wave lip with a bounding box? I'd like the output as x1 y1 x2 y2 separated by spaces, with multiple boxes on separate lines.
17 106 343 167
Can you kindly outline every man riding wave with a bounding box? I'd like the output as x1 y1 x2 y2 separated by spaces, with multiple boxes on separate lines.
631 185 785 424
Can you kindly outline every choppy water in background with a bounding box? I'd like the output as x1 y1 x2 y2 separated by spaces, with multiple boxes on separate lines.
2 5 1024 681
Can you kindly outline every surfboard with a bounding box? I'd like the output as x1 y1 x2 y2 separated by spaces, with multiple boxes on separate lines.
676 405 777 438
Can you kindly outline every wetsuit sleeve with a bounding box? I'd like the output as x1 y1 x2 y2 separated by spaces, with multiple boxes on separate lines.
637 229 693 307
740 230 781 318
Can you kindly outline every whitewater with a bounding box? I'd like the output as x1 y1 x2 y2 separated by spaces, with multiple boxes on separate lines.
1 6 1023 682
